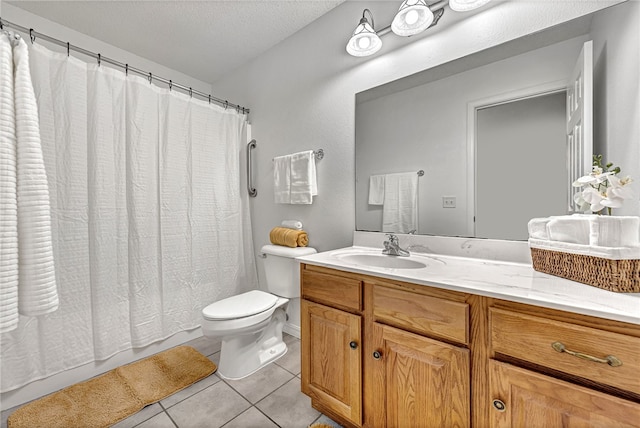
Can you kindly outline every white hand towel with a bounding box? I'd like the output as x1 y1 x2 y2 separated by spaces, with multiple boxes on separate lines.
0 33 19 333
547 215 591 244
590 216 640 247
281 220 303 230
14 36 58 316
273 154 291 204
290 150 317 204
368 174 385 205
527 217 550 240
382 172 418 234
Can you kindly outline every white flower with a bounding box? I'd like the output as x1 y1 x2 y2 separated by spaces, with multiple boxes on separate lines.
572 170 613 187
573 157 633 213
580 186 606 212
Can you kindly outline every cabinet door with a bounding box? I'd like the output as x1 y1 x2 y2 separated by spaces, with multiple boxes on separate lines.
371 323 470 427
489 360 640 427
301 300 362 425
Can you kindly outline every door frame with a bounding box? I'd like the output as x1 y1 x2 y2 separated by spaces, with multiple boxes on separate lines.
466 80 567 237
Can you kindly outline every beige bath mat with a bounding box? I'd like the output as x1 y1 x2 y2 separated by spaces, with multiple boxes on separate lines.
7 345 217 428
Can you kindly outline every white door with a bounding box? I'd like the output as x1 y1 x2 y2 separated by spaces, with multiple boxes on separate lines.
566 40 593 211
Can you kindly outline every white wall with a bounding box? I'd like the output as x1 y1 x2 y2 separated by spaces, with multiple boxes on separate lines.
2 4 212 95
355 36 586 237
591 1 640 216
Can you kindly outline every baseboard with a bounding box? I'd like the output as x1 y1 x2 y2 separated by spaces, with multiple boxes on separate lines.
283 323 300 339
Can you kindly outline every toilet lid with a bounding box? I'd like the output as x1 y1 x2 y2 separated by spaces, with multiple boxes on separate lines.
202 290 279 320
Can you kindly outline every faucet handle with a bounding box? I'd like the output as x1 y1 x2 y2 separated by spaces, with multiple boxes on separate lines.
386 234 398 244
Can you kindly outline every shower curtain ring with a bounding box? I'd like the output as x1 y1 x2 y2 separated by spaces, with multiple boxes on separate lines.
169 80 172 90
224 101 228 110
0 19 4 30
67 42 70 56
29 29 35 43
125 64 128 76
189 87 192 98
148 72 152 84
97 53 101 66
208 95 211 104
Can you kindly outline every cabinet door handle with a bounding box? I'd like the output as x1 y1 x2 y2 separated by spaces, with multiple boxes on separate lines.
492 399 506 412
373 350 382 360
551 342 622 367
349 341 358 350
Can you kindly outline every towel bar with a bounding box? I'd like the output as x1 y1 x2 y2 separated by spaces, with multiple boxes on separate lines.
247 139 257 197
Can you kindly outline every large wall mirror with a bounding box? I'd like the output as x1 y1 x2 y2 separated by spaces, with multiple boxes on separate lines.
355 1 638 241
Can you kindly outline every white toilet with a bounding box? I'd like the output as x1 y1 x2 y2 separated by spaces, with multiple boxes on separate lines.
201 244 317 380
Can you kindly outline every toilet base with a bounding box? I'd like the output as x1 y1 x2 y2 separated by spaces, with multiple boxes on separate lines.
216 307 288 380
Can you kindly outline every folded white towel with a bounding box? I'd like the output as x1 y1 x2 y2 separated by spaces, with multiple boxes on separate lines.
382 172 418 234
527 217 550 240
14 36 58 317
290 150 317 204
0 33 19 333
273 154 291 204
591 216 640 247
368 174 385 205
529 238 640 260
547 215 591 244
281 220 303 230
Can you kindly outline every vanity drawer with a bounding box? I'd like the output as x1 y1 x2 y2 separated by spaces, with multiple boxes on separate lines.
302 270 362 312
490 308 640 395
373 285 469 345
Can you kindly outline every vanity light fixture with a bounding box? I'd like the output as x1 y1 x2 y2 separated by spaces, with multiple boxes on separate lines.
347 0 491 57
448 0 491 12
391 0 434 37
346 9 383 57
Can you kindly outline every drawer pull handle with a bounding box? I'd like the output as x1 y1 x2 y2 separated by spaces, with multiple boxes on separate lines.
551 342 622 367
373 350 382 360
492 399 506 412
349 341 358 350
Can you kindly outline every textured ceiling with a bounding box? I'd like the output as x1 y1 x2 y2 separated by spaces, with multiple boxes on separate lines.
6 0 346 83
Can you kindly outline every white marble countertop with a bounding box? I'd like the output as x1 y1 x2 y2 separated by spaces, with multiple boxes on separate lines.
297 245 640 325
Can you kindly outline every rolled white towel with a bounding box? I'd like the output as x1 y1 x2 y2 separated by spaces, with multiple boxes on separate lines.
527 217 550 240
281 219 303 230
590 216 640 247
547 215 591 244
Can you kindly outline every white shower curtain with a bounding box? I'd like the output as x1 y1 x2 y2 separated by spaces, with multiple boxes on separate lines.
0 43 257 392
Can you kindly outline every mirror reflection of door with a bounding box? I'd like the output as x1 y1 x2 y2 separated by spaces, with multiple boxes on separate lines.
476 92 567 240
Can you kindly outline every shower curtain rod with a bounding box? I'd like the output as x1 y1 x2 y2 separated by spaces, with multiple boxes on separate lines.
0 17 250 114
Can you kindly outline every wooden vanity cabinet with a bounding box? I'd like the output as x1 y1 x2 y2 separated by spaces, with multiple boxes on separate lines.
301 267 364 426
487 302 640 427
300 263 640 428
301 264 473 427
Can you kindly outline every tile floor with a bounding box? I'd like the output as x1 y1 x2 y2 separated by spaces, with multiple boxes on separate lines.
1 334 342 428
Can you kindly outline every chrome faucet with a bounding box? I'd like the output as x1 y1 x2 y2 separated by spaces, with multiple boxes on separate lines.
382 234 410 257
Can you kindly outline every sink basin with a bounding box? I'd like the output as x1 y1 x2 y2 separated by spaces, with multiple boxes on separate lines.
335 253 428 269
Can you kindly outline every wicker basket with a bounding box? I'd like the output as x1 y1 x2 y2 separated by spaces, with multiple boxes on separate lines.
530 247 640 293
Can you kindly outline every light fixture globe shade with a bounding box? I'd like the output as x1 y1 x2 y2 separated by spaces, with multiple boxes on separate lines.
449 0 491 12
391 0 434 37
346 20 382 57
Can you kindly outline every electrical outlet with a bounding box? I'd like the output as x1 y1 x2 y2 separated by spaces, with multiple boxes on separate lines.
442 196 456 208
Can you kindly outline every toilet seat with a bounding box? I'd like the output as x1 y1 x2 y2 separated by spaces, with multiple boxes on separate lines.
203 290 278 320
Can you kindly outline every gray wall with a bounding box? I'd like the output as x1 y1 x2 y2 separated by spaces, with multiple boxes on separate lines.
476 92 567 240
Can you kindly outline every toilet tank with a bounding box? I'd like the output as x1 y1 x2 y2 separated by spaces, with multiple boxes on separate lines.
261 245 317 298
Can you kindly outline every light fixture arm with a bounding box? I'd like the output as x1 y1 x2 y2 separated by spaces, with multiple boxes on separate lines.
361 8 375 30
